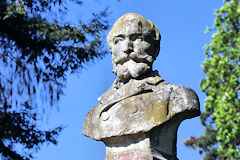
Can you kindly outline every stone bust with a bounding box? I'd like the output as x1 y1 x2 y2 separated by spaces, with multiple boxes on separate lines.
83 13 200 160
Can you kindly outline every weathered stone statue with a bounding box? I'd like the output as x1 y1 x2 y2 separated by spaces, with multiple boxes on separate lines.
83 13 200 160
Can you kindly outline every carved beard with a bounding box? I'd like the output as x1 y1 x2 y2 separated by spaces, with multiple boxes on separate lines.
113 59 150 80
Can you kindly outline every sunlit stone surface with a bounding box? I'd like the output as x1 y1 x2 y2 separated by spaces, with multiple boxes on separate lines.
83 13 200 160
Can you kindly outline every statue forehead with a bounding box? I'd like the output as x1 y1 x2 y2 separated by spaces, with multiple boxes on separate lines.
107 13 155 43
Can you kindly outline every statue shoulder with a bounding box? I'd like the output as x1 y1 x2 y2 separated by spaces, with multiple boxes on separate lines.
155 82 200 119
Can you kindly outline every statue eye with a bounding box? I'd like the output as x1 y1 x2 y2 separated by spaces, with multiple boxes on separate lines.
114 37 124 44
130 34 143 41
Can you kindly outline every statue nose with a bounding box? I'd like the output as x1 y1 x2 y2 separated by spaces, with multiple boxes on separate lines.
123 40 133 54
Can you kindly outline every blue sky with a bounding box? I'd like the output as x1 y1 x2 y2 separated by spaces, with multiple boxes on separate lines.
35 0 223 159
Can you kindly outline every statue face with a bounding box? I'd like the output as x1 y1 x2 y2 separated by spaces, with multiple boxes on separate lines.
111 25 155 81
108 13 160 81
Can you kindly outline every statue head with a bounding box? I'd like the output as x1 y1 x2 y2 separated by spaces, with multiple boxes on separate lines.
107 13 161 81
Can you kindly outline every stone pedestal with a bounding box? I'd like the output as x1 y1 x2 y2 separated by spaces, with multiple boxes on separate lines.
103 119 180 160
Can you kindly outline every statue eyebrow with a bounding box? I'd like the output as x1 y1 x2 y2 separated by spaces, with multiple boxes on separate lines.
113 34 125 40
130 33 142 37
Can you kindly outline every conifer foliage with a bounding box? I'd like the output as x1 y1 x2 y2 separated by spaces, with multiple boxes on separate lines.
184 0 240 159
0 0 109 159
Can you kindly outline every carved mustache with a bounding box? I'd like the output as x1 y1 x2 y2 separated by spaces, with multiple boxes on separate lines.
116 52 149 65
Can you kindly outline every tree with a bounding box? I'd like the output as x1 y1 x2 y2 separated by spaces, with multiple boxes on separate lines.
184 0 240 159
0 0 109 159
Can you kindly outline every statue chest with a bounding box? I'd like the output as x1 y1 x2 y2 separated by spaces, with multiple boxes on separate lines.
99 92 171 136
